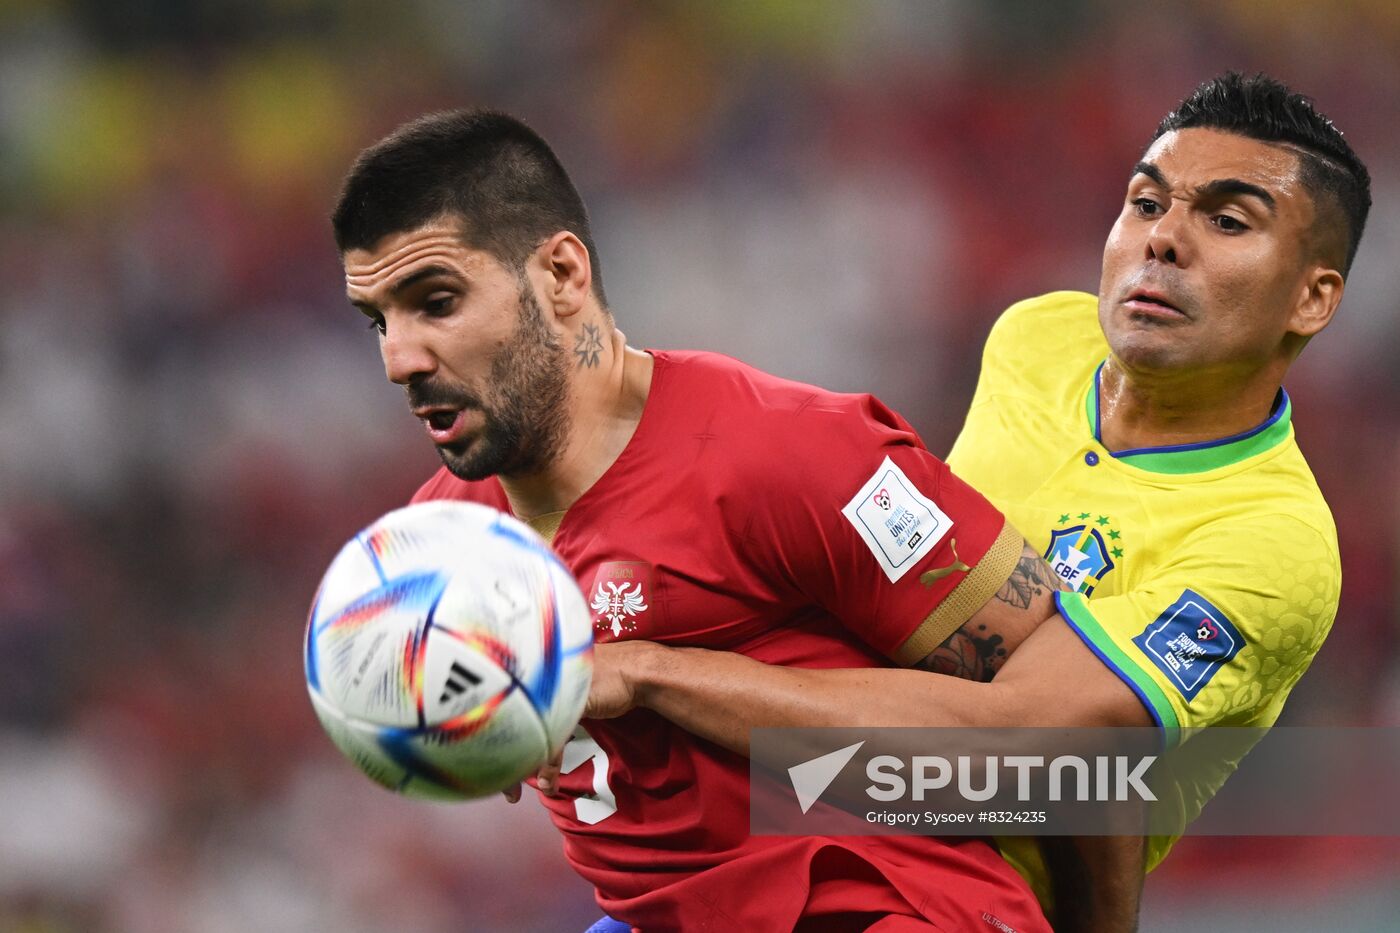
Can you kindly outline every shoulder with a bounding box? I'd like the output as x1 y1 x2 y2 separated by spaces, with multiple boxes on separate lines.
1215 438 1339 560
652 349 865 406
978 291 1106 396
409 468 508 509
988 290 1100 343
1180 509 1339 707
653 349 920 446
652 350 929 503
1194 508 1335 565
1177 507 1339 625
949 292 1103 471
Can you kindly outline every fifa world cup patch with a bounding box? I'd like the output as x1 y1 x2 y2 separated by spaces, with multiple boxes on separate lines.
1132 589 1244 701
841 456 952 583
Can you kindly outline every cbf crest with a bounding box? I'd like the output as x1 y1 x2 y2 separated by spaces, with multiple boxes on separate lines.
589 561 652 637
1044 512 1124 596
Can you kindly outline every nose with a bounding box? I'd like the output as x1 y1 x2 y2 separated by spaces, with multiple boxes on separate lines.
1144 203 1189 268
380 319 436 386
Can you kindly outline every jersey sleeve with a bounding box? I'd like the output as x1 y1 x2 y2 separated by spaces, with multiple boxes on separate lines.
744 393 1023 665
1052 514 1339 744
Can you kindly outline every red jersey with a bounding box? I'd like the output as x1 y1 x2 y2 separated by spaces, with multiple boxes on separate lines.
413 351 1046 932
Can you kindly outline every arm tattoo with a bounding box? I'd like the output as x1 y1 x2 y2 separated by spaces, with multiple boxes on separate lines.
574 322 604 367
914 542 1069 682
915 628 1006 683
995 541 1068 610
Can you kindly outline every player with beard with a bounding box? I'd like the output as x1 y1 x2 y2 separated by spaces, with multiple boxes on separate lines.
405 264 570 481
333 110 1064 931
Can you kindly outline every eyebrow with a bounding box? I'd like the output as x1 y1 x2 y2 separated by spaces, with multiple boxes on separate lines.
1131 161 1169 188
387 264 462 295
1198 178 1277 214
1131 161 1277 215
348 264 463 310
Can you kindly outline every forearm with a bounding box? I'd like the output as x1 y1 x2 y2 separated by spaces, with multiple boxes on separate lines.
1041 834 1145 933
615 616 1147 757
631 643 1012 757
613 536 1069 755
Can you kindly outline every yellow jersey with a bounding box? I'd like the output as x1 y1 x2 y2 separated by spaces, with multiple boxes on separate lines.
947 290 1340 902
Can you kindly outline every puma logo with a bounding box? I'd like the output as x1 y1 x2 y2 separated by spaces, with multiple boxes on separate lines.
920 538 971 586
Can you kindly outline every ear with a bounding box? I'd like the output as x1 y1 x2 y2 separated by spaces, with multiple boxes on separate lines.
532 231 593 321
1288 265 1344 339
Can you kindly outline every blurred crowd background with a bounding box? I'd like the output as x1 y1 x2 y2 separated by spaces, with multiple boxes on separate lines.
1 0 1397 930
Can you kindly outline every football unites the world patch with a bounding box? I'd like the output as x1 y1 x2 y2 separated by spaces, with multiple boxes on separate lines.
841 456 952 583
1133 589 1244 701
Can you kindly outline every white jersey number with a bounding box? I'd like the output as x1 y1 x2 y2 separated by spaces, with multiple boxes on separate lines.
559 725 618 825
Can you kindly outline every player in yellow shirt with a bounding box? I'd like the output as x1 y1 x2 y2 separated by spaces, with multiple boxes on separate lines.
950 286 1337 749
945 287 1340 906
573 71 1371 930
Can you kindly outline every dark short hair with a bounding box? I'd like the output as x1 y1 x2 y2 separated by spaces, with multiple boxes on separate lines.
332 109 606 303
1152 72 1371 277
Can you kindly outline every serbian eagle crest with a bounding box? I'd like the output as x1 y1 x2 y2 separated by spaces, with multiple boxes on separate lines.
590 580 648 636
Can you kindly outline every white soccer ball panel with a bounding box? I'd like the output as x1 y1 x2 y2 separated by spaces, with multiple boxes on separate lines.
305 500 594 799
309 537 382 630
312 572 447 729
308 688 411 793
363 500 521 579
397 685 550 799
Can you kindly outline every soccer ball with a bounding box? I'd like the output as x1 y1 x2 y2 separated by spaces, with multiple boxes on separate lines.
304 500 593 799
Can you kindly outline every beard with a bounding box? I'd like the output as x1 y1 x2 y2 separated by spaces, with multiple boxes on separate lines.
409 284 571 482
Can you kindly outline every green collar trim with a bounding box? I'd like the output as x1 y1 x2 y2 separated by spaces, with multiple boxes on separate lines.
1085 362 1292 475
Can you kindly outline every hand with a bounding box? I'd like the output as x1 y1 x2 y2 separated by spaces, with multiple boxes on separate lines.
501 747 565 802
585 639 659 720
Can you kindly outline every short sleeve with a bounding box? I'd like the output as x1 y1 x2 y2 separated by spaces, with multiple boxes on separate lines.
744 393 1022 665
1053 515 1339 744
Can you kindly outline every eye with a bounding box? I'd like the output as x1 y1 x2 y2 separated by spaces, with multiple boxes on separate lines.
1213 214 1249 233
1132 197 1163 218
423 294 456 316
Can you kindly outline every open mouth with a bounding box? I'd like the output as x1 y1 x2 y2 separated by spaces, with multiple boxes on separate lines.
415 406 470 445
426 410 458 431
